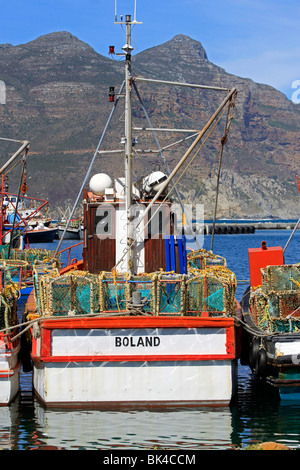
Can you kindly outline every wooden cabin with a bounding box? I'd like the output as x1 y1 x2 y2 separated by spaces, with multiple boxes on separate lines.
82 174 184 275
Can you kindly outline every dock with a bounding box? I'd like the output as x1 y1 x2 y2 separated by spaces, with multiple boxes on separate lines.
188 221 299 235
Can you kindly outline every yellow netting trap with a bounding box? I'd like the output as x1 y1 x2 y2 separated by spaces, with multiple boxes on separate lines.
187 249 227 270
0 292 18 332
250 264 300 333
0 262 20 332
0 259 28 289
1 247 60 269
156 273 186 316
32 252 238 318
186 266 237 316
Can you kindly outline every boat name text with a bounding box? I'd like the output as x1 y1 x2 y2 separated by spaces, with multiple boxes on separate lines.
115 336 160 348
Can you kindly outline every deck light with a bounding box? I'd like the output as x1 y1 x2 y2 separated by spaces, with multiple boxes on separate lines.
109 86 115 102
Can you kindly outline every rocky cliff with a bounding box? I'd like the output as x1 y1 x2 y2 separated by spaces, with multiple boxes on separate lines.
0 32 299 218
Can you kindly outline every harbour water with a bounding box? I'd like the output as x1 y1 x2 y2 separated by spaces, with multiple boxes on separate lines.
1 229 300 450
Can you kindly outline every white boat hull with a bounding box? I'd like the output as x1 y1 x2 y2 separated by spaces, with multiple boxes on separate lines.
58 227 83 240
34 359 236 407
31 317 239 407
0 340 21 405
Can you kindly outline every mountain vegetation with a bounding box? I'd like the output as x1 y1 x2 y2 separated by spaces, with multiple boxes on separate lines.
0 31 299 219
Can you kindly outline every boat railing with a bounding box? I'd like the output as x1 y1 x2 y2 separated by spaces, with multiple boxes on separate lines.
0 192 49 242
57 241 83 268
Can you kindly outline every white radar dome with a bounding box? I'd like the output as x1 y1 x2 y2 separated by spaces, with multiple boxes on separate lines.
143 171 168 194
89 173 112 196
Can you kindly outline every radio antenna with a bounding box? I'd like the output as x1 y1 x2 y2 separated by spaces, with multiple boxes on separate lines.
114 0 141 24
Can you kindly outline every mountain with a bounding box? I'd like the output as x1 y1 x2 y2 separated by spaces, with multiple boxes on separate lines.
0 31 299 219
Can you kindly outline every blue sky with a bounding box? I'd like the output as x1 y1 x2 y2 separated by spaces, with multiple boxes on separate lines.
0 0 299 100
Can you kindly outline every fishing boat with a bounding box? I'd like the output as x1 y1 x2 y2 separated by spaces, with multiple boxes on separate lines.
240 238 300 400
3 194 57 244
0 138 60 300
5 198 57 244
24 224 57 243
58 218 83 240
0 138 57 246
25 9 241 407
0 254 50 404
0 262 21 404
0 139 62 405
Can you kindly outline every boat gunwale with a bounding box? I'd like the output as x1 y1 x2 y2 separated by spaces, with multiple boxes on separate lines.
35 314 238 329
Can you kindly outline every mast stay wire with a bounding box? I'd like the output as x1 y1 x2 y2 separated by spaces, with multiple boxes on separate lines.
113 94 236 271
54 80 126 257
210 97 236 251
132 81 201 249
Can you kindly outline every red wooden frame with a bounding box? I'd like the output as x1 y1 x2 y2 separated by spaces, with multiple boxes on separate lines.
31 316 238 363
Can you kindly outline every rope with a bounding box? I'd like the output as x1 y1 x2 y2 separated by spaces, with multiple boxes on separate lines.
112 269 121 313
211 97 236 251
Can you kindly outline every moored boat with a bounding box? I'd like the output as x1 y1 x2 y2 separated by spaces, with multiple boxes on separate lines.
0 263 21 404
240 240 300 400
25 10 241 408
26 247 241 407
58 223 82 240
0 139 56 247
24 225 58 243
0 247 60 297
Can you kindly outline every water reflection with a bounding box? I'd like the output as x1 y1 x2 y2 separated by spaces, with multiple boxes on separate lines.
33 405 233 450
231 364 300 449
0 402 19 449
0 363 298 450
1 234 299 450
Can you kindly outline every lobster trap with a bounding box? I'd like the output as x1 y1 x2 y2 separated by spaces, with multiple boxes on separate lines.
261 264 300 293
42 272 100 316
1 247 60 269
187 248 226 271
127 274 157 313
99 272 129 313
186 266 236 316
0 259 29 290
156 273 186 315
250 263 300 334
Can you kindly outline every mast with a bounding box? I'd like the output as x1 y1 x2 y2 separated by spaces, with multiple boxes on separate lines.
113 10 141 273
123 15 134 274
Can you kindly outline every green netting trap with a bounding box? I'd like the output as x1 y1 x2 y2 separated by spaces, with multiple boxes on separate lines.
187 249 227 271
128 274 157 313
100 272 128 313
4 248 60 271
156 273 186 315
186 266 236 316
251 264 300 333
49 273 100 316
250 283 300 334
261 264 300 292
1 259 28 288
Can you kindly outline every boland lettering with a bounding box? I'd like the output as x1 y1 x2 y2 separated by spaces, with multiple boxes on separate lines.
115 335 160 348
